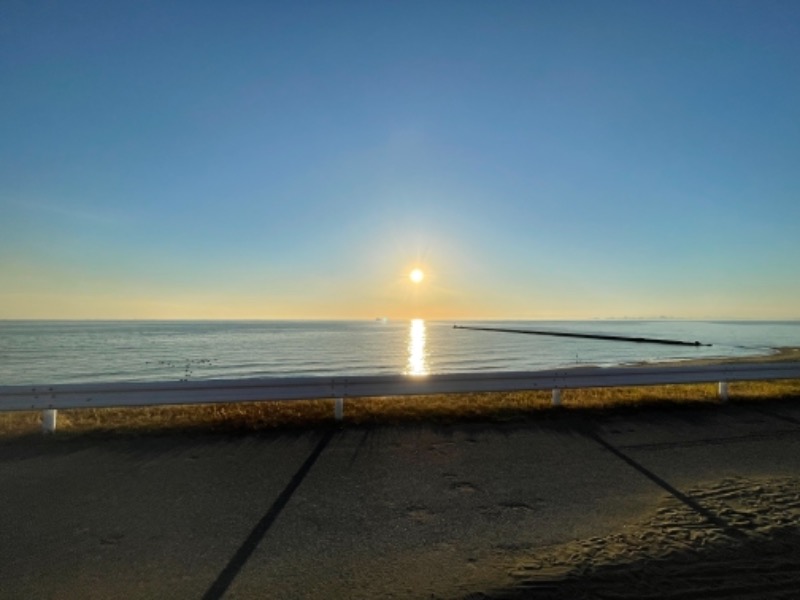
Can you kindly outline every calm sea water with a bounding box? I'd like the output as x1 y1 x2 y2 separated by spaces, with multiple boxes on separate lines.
1 320 799 386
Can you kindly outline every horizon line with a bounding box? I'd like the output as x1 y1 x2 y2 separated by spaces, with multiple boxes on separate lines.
2 317 799 323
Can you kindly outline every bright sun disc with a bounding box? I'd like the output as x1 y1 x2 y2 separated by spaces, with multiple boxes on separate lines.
410 268 424 283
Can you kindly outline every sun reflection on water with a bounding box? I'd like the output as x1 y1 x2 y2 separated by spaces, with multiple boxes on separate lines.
406 319 428 376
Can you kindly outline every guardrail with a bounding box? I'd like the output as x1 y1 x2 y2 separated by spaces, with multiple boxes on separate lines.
2 361 800 433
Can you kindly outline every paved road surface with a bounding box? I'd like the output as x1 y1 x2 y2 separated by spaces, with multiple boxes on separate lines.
2 401 799 599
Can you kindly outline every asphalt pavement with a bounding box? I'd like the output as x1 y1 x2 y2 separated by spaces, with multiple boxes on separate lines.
2 400 800 599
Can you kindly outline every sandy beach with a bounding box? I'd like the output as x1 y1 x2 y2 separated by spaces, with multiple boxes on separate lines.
648 345 800 366
486 474 800 599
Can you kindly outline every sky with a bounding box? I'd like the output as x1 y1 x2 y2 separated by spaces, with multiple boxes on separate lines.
2 1 799 320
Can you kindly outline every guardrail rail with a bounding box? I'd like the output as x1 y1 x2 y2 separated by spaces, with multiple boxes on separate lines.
2 361 800 432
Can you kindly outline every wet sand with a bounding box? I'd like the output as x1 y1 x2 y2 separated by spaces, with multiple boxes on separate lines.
645 345 800 366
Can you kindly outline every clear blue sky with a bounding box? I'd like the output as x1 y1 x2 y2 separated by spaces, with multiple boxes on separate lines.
2 1 799 319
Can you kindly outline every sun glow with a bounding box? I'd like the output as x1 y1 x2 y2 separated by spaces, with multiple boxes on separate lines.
409 268 425 283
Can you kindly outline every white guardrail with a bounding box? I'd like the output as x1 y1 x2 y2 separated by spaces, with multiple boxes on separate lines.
2 361 800 433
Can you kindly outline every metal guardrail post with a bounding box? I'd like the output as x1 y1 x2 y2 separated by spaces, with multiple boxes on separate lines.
42 409 57 433
552 389 561 407
334 398 344 422
718 381 729 403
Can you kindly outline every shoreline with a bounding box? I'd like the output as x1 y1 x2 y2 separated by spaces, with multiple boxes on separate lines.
637 346 800 367
1 348 799 438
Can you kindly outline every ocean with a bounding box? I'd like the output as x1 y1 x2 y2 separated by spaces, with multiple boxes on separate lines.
1 320 799 386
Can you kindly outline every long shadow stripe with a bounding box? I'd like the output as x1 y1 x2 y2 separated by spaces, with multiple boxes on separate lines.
203 430 335 600
584 431 746 540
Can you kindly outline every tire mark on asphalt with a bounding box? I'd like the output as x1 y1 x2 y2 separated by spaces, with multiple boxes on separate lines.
584 431 746 540
202 430 335 600
348 429 372 467
617 428 800 452
744 405 800 426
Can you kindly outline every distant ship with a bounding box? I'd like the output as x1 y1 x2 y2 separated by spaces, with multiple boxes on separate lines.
375 317 388 323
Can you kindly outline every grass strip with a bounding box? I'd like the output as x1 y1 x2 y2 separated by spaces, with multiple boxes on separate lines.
2 379 799 437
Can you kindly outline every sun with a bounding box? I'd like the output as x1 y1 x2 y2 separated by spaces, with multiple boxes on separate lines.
409 268 425 283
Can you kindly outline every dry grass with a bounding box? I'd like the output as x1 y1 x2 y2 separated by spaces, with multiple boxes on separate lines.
2 379 799 438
